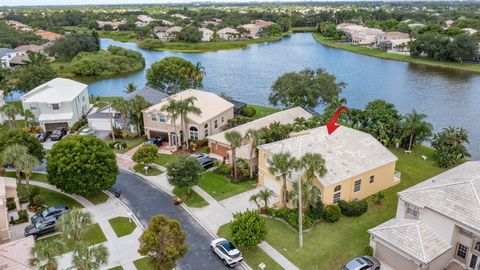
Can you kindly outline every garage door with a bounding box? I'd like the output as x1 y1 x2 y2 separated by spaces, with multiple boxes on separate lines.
263 175 281 196
88 119 112 131
375 243 417 270
44 122 68 132
149 131 168 141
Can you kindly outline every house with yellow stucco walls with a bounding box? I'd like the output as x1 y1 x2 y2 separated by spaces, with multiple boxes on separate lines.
257 125 401 206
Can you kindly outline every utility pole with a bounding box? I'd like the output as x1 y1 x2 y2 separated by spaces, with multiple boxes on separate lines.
108 103 115 142
298 137 303 248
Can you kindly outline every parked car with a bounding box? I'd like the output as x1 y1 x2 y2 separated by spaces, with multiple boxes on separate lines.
190 153 208 160
37 131 51 142
79 127 94 136
198 156 216 169
342 256 381 270
145 136 164 146
31 205 70 223
210 238 243 267
50 127 67 141
24 216 58 239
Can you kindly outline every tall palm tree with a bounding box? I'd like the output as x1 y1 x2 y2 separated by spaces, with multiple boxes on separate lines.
22 51 48 66
161 99 181 147
177 97 201 148
291 181 321 210
244 129 265 178
225 130 243 180
190 62 205 89
23 109 35 128
29 239 65 270
268 152 297 207
128 96 152 136
71 242 109 270
19 154 40 193
111 98 130 131
0 144 28 183
0 103 22 129
402 109 433 151
57 208 93 243
123 82 138 94
257 188 275 210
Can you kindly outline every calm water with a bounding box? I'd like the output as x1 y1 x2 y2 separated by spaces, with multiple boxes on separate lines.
88 34 480 159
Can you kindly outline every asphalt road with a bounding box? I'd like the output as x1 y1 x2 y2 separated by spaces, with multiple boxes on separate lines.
110 170 235 270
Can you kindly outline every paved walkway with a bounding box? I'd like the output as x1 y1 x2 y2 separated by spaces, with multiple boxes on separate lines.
28 181 144 270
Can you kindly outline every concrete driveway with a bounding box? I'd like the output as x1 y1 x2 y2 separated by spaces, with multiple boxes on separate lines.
110 171 236 270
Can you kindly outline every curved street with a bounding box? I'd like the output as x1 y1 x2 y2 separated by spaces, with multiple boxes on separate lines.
110 170 233 270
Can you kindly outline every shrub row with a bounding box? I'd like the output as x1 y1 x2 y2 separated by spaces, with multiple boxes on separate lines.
338 199 368 217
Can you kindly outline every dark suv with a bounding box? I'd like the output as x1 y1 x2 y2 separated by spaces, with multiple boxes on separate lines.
145 136 164 146
50 127 67 141
31 205 70 223
25 216 58 239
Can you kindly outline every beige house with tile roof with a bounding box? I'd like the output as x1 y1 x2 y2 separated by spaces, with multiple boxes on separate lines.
143 89 234 147
0 177 20 244
369 161 480 270
0 236 34 269
257 126 400 207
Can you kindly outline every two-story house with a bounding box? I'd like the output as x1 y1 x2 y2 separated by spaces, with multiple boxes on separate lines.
143 89 234 147
369 161 480 270
257 126 400 207
20 78 90 131
0 48 23 69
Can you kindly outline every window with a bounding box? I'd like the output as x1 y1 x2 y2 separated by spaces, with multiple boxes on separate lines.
82 96 85 102
475 242 480 252
406 203 419 218
333 192 341 204
214 120 218 129
158 114 166 123
150 114 157 121
189 126 199 140
334 185 341 192
30 104 36 111
354 180 361 192
370 175 375 183
456 243 468 261
52 104 59 110
221 117 224 123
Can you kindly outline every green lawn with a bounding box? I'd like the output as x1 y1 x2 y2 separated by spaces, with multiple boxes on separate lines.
108 216 137 237
133 164 163 176
154 153 182 166
198 172 257 201
0 120 26 133
29 185 84 209
292 26 317 32
84 192 110 205
99 31 137 42
313 33 480 73
90 96 120 110
133 258 149 270
172 187 209 208
113 138 146 154
4 172 48 183
217 224 284 270
51 58 75 78
38 223 106 254
108 266 124 270
247 104 280 118
255 146 450 270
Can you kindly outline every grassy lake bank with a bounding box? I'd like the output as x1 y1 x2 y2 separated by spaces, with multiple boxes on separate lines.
313 33 480 73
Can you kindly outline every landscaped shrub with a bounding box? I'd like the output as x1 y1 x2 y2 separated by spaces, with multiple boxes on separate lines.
323 204 341 223
241 106 256 117
72 118 87 132
338 199 368 217
11 209 29 224
216 163 232 175
28 186 40 204
32 195 46 207
17 185 29 204
307 201 324 220
6 198 16 211
266 207 314 230
231 210 266 247
364 246 373 256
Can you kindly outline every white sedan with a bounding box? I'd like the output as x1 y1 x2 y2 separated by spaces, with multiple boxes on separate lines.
210 238 243 267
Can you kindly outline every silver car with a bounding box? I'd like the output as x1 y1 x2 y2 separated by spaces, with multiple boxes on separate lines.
342 256 381 270
79 128 94 136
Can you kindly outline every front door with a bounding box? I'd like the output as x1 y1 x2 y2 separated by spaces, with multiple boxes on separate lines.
470 254 480 270
170 132 177 147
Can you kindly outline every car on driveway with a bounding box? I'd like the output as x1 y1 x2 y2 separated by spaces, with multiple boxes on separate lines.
190 153 208 160
79 127 94 136
145 136 164 146
31 205 70 223
50 127 67 141
198 156 216 169
25 216 58 239
37 131 51 142
210 238 243 267
342 256 381 270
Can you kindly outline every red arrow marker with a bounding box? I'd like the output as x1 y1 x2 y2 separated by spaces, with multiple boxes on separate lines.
325 106 350 135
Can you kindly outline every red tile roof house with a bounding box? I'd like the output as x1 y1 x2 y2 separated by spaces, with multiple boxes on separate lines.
36 30 64 41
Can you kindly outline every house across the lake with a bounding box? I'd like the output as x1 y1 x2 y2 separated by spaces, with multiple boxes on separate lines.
257 126 400 207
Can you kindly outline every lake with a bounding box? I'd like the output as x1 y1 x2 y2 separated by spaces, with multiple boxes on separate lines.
89 33 480 159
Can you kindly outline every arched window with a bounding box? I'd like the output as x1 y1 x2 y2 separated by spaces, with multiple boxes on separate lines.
334 185 341 192
475 242 480 252
189 126 199 140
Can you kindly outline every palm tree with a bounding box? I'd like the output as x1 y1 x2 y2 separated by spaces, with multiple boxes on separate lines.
123 82 138 94
57 208 93 243
244 129 265 177
111 98 130 131
29 239 65 270
22 51 48 66
190 62 205 89
0 103 22 129
268 152 298 207
257 188 275 210
0 144 28 183
71 242 109 270
161 99 181 147
291 181 321 210
19 154 40 193
402 109 433 151
128 96 151 136
23 109 35 128
177 97 201 148
225 130 243 180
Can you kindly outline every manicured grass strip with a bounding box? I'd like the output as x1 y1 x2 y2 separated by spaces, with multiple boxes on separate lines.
217 223 283 270
108 216 137 237
38 223 107 255
133 257 149 270
292 26 317 32
154 153 182 166
198 172 257 201
33 185 84 209
172 187 209 208
260 146 451 270
108 266 124 270
84 192 110 205
133 164 163 176
89 96 121 110
5 172 48 183
313 33 480 73
113 138 146 154
247 104 280 118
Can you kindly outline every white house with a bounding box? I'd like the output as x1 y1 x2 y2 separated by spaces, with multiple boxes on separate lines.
199 28 214 41
20 78 90 131
369 161 480 270
217 27 240 40
0 48 23 69
238 24 260 39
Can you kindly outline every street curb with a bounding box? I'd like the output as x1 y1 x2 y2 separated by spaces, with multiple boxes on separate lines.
105 190 146 231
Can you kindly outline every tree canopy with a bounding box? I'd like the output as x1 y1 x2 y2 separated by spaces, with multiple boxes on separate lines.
47 33 99 59
0 129 44 161
230 210 267 247
132 144 159 167
432 127 470 168
166 156 204 194
179 26 202 42
13 64 56 93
